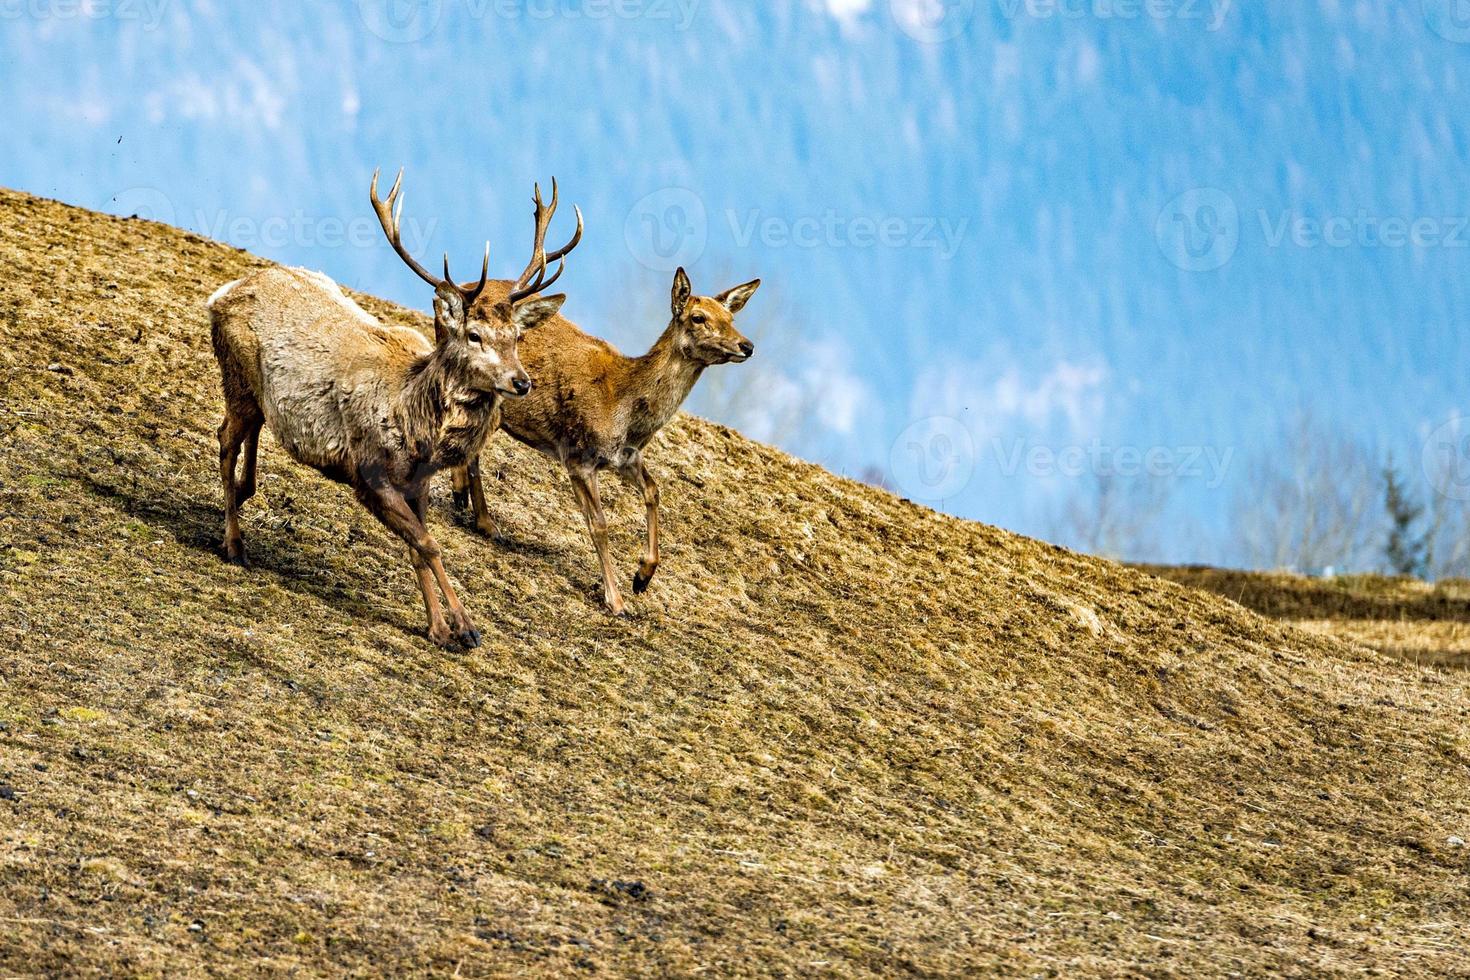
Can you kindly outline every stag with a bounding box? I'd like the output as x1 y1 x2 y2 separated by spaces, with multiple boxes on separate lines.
207 169 579 647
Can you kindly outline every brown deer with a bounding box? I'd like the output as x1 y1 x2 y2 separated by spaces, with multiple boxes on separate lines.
207 169 580 647
452 266 760 615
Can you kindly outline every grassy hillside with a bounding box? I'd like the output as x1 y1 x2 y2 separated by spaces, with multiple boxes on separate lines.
1142 566 1470 670
1 188 1469 976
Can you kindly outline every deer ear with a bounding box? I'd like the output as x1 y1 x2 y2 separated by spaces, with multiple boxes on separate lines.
715 278 761 314
512 293 565 333
671 267 692 316
432 285 466 342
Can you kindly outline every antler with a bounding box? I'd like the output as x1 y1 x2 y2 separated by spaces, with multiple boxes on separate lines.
508 178 583 304
371 168 490 306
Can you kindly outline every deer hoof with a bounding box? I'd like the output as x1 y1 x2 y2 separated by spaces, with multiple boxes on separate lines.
632 569 654 594
457 626 482 649
223 542 250 568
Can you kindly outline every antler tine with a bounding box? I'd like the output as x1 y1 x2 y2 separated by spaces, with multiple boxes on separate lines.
369 167 441 290
465 241 491 305
509 178 582 303
535 255 567 293
542 178 583 263
510 254 548 304
515 181 555 288
440 241 492 307
545 205 583 264
523 179 579 264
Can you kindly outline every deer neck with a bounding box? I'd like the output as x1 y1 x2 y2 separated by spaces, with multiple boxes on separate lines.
627 322 705 436
397 351 496 468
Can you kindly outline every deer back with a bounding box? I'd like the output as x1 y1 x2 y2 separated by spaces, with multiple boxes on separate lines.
210 267 432 471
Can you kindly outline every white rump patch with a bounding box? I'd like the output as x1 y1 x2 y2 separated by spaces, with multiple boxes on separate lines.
290 268 379 326
206 278 244 308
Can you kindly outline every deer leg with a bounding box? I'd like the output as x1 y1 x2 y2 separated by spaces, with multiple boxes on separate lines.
410 493 481 646
408 550 445 645
236 416 263 504
453 459 500 539
619 456 660 594
451 465 472 512
567 464 624 616
467 459 500 539
356 480 477 649
218 410 250 566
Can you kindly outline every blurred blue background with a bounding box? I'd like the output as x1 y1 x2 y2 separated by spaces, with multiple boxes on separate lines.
5 0 1470 570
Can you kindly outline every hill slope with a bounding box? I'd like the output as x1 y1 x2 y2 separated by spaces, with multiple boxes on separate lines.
1 188 1469 976
1142 565 1470 670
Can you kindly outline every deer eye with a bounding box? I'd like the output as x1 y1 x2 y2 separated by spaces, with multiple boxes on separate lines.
691 313 706 325
467 331 483 345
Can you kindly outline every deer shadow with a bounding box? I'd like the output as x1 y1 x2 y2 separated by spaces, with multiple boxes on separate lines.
78 471 431 642
436 496 647 613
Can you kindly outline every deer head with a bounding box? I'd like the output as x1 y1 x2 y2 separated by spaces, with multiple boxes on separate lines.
371 168 581 399
669 267 760 366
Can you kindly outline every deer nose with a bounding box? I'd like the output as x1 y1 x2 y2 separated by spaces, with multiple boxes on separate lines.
738 340 755 357
512 377 532 397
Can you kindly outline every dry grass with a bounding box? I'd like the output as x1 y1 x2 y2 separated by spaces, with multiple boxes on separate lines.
2 187 1470 976
1142 565 1470 671
1290 620 1470 670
